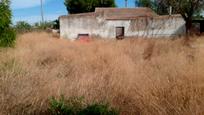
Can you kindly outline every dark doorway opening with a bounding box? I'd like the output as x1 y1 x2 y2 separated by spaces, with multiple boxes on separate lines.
116 27 125 39
192 20 204 34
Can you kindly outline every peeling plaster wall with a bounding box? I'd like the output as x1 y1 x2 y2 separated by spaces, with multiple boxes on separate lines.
60 14 103 40
105 17 186 38
60 15 186 40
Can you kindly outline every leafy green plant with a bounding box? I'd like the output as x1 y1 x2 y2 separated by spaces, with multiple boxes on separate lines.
49 96 84 115
49 96 75 115
15 21 32 33
0 28 16 47
49 96 119 115
0 0 11 31
0 0 16 47
34 21 54 30
64 0 116 14
79 104 119 115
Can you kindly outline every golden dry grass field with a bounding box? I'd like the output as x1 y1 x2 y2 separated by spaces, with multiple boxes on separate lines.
1 32 204 115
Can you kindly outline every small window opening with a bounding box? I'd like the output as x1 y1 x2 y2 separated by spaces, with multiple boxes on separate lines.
78 34 90 42
116 27 125 40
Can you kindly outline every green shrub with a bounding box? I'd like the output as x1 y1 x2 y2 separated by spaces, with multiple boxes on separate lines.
49 96 119 115
15 21 32 33
34 20 59 30
34 21 53 30
0 0 12 31
0 28 16 47
49 97 75 115
49 96 84 115
79 104 119 115
0 0 16 47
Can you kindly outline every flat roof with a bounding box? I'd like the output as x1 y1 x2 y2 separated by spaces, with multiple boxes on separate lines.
60 7 182 20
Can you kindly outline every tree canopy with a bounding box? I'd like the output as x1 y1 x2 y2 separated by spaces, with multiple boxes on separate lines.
137 0 204 33
64 0 116 14
0 0 12 32
168 0 204 33
0 0 16 47
137 0 169 15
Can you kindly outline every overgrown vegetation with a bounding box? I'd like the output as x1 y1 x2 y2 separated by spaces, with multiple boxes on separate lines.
137 0 204 33
34 21 55 30
137 0 169 15
49 96 119 115
0 0 16 47
1 32 204 114
14 21 32 33
14 20 60 34
64 0 116 14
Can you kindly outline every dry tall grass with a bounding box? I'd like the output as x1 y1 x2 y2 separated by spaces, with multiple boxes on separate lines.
0 32 204 115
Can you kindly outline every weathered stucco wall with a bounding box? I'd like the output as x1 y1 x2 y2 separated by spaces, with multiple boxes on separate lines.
60 14 186 39
105 16 186 38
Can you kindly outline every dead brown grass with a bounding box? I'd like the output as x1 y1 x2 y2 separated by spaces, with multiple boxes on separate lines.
0 32 204 115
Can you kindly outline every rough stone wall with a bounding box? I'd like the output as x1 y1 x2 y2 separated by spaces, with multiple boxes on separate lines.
60 14 186 39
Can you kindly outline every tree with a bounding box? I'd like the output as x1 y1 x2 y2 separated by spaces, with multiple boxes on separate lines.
0 0 12 32
168 0 204 33
155 0 169 15
0 0 16 47
15 21 32 33
137 0 204 34
64 0 116 14
137 0 169 15
137 0 153 7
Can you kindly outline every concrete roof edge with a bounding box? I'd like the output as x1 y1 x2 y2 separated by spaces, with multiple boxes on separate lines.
59 12 98 19
95 7 153 10
105 14 183 20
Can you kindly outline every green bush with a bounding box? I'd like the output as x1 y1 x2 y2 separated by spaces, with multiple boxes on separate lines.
34 21 54 30
14 20 59 33
64 0 116 14
49 96 119 115
0 28 16 47
79 104 118 115
0 0 12 31
49 96 82 115
0 0 16 47
15 21 32 33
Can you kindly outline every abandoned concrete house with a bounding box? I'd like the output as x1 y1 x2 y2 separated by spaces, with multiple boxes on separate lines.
59 7 186 40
